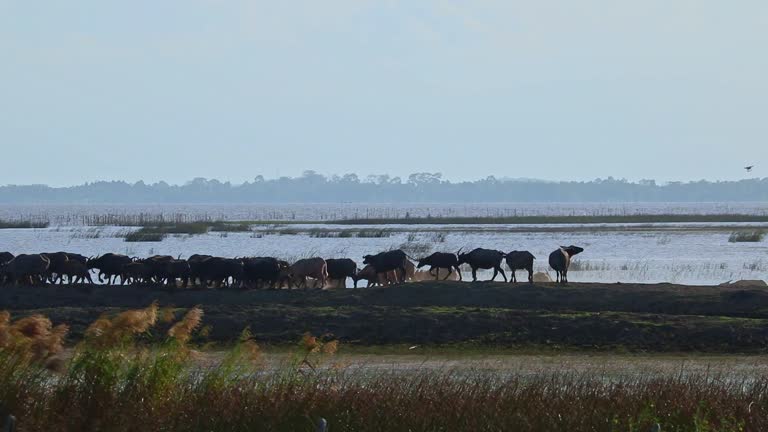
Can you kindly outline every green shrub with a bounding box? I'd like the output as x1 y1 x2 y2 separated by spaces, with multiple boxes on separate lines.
728 230 765 242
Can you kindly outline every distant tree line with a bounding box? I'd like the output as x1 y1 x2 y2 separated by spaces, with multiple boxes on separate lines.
1 172 766 203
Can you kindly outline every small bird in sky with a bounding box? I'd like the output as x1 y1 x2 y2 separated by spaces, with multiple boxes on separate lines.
745 165 754 172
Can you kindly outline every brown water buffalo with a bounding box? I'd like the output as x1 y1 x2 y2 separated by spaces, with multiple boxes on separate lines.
289 257 328 289
353 261 415 288
353 264 390 288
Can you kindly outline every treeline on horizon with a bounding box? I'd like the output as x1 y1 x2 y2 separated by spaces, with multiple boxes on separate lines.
1 171 767 203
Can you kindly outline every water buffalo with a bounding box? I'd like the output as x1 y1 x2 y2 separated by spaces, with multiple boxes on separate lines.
195 257 244 288
88 253 133 284
548 245 584 283
416 252 462 281
144 255 175 283
362 250 409 284
325 258 358 288
58 259 94 284
3 254 50 285
188 254 213 287
65 253 88 265
42 252 71 284
0 252 15 265
505 251 535 283
413 267 460 281
0 252 13 284
289 257 328 289
353 264 391 288
164 259 191 288
353 261 415 288
457 248 507 282
121 261 154 285
242 257 288 289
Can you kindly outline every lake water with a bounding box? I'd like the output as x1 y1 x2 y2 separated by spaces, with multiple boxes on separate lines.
1 221 765 285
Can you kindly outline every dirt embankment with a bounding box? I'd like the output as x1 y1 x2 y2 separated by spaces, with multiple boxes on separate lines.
2 281 768 352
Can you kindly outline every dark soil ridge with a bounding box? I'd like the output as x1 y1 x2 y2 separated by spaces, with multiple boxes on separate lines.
3 282 768 352
2 281 768 318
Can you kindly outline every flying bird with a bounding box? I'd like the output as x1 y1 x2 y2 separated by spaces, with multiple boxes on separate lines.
745 165 754 172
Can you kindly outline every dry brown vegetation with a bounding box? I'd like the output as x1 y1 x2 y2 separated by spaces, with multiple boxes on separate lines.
1 305 768 431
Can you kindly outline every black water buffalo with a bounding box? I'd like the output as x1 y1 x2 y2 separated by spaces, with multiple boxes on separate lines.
121 261 154 285
58 259 94 284
188 254 213 286
457 248 507 282
326 258 358 288
548 245 584 283
88 253 133 284
505 251 535 283
65 253 88 265
144 255 175 283
164 259 191 288
0 252 15 264
42 252 71 284
3 254 50 285
196 257 244 288
362 250 409 283
242 257 287 289
0 252 14 283
417 252 462 281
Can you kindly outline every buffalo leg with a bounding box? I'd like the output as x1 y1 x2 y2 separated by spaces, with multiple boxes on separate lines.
498 267 507 282
527 268 533 283
471 267 478 282
454 265 462 281
443 267 451 281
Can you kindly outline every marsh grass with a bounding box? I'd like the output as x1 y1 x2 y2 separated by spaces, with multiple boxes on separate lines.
208 222 252 233
335 214 768 225
2 307 767 431
122 221 250 242
0 219 49 229
729 230 766 243
304 229 391 238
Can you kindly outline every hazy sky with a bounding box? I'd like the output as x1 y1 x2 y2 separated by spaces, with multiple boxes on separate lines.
1 1 766 186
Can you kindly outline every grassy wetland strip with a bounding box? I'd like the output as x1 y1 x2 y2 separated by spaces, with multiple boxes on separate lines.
0 219 49 229
123 221 252 241
330 214 768 225
2 304 768 431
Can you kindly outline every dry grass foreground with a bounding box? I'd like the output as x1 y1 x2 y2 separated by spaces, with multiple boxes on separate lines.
2 305 768 431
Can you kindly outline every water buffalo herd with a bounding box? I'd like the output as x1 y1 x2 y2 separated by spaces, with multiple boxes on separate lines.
0 246 584 288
